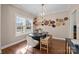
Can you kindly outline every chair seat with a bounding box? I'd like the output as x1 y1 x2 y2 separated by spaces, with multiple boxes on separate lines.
40 41 48 45
40 37 50 45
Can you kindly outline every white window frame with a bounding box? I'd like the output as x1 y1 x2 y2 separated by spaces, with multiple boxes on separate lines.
16 16 33 36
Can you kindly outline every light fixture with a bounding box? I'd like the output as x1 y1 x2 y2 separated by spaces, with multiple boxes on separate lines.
40 4 46 20
41 4 45 16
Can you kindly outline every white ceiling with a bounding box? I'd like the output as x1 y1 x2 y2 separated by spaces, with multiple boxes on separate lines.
12 4 73 16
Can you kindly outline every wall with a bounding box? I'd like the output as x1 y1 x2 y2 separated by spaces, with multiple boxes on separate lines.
1 5 34 48
0 4 1 53
36 11 70 38
43 5 79 39
37 5 79 39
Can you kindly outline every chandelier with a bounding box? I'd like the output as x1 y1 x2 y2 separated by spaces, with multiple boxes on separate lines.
40 4 47 20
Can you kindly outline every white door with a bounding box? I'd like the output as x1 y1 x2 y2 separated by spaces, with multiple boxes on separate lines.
76 9 79 40
69 10 76 39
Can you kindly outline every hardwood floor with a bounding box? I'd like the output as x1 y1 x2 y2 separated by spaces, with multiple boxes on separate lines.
2 38 66 54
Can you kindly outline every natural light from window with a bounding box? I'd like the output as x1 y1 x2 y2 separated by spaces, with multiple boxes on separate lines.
16 16 33 36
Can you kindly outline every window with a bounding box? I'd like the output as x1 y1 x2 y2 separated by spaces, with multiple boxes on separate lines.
16 16 33 35
26 19 33 34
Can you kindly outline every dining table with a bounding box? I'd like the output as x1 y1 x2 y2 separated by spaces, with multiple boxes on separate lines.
28 32 48 49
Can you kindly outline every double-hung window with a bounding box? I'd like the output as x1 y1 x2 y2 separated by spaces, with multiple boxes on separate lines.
16 16 33 36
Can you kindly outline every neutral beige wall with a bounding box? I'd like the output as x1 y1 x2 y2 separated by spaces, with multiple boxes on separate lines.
1 5 34 48
0 4 1 53
37 11 70 38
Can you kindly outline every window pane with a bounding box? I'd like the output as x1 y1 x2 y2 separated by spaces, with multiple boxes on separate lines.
16 16 33 35
16 17 22 32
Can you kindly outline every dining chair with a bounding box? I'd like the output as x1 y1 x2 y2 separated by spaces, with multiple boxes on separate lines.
40 36 50 53
26 35 39 48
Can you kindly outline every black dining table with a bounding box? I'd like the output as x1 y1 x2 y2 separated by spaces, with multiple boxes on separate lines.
28 32 48 49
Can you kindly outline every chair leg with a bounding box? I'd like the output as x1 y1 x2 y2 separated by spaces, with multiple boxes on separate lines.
69 46 71 54
47 48 48 53
47 43 48 54
40 42 41 51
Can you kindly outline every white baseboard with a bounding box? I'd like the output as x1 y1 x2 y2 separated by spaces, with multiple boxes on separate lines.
53 37 65 40
1 39 26 49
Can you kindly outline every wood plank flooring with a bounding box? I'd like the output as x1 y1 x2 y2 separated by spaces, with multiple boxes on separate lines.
2 38 66 54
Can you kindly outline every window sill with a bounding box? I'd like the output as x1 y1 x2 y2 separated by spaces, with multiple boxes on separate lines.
16 32 26 37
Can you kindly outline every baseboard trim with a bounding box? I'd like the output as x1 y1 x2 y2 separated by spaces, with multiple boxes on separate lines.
1 39 26 49
53 37 65 40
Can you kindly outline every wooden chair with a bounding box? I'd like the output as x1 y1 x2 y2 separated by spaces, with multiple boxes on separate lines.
40 36 50 53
